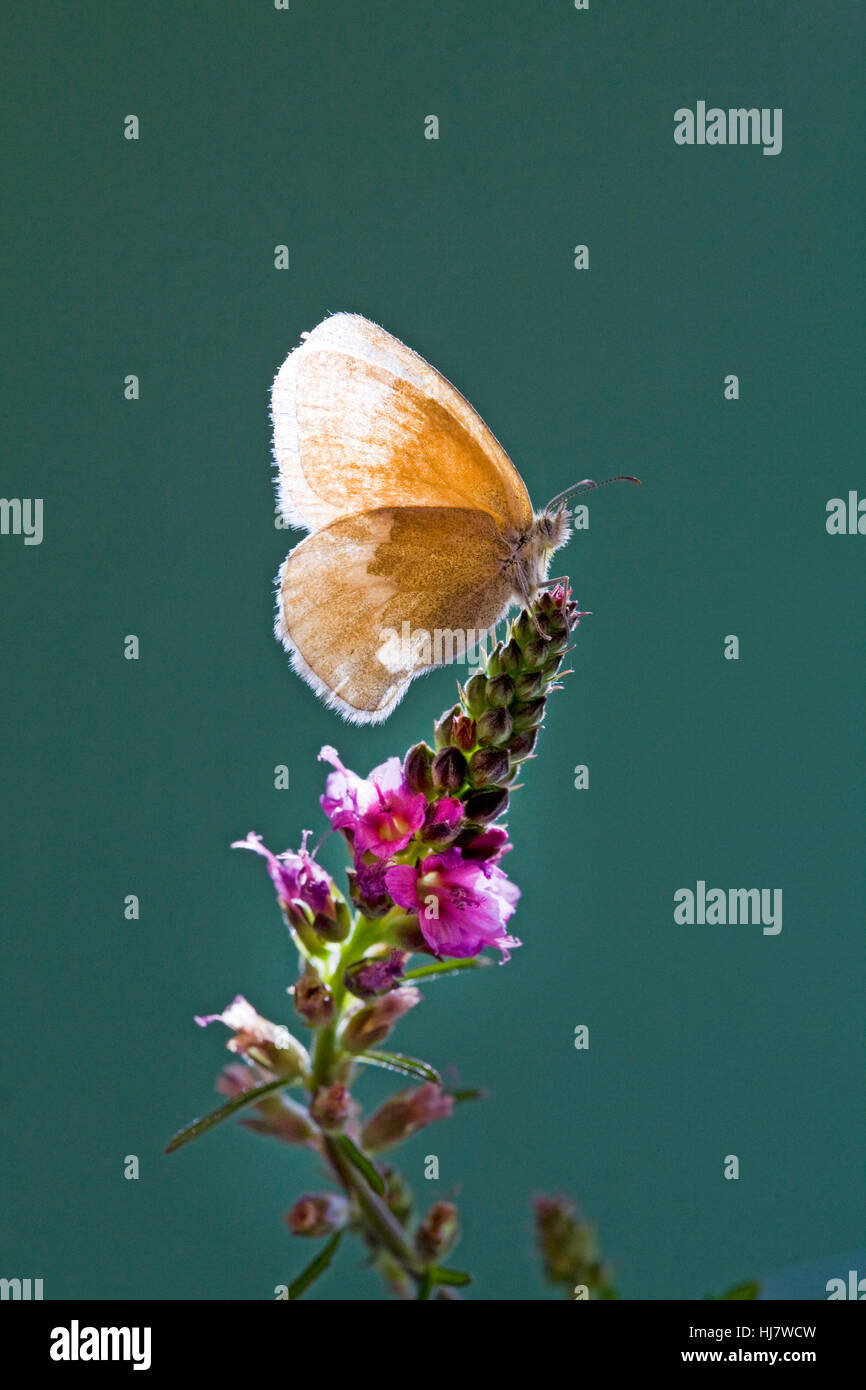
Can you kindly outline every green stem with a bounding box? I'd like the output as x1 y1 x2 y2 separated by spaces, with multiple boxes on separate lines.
324 1135 420 1274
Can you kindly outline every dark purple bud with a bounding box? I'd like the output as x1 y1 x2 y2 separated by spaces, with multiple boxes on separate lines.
431 746 468 791
404 742 435 796
344 948 407 1000
513 669 545 700
485 674 514 707
476 707 513 746
510 697 546 734
347 861 393 919
468 747 510 788
421 796 463 846
463 787 509 824
311 904 351 943
508 727 539 762
522 637 551 670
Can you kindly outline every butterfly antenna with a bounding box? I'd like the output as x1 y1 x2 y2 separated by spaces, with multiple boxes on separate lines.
545 475 641 511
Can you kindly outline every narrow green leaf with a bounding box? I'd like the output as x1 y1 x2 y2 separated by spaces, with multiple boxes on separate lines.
165 1077 289 1154
431 1266 472 1287
356 1050 442 1085
288 1231 343 1300
403 958 490 983
417 1268 435 1300
336 1133 386 1195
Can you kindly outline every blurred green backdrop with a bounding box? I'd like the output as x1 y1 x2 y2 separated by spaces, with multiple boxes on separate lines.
1 0 863 1300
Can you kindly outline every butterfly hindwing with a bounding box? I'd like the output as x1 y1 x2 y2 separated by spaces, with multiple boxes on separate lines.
276 506 513 723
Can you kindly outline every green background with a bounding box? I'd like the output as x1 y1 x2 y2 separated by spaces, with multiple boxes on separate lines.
2 0 863 1300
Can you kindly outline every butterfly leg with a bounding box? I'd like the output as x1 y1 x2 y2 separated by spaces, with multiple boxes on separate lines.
513 564 552 641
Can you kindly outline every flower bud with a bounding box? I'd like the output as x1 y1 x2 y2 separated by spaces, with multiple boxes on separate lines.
431 746 468 791
522 637 551 670
468 747 510 788
419 796 463 848
347 862 393 919
344 948 407 1000
309 1082 353 1133
476 707 513 746
499 638 523 675
512 609 537 647
450 713 477 752
284 1192 350 1237
455 824 511 862
463 787 509 824
309 898 352 943
403 742 435 796
362 1082 454 1154
508 727 539 762
384 914 433 954
415 1201 459 1262
485 674 514 707
341 986 421 1054
484 643 504 677
463 671 488 717
293 968 335 1027
433 705 461 750
510 697 546 734
513 670 545 700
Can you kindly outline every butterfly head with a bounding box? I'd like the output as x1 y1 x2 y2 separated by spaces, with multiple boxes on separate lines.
516 475 641 600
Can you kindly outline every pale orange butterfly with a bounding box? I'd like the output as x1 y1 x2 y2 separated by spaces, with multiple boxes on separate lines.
271 313 638 723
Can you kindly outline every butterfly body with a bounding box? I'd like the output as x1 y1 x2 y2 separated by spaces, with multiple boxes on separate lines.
271 314 606 724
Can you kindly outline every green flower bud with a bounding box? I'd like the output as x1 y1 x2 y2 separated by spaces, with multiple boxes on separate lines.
433 705 461 749
499 638 523 675
463 671 488 717
485 643 504 677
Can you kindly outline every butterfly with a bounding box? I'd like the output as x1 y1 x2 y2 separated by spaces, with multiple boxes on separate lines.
271 313 638 723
